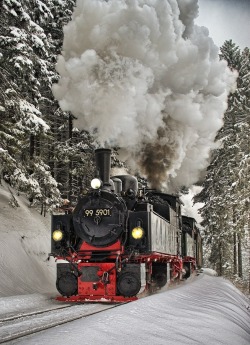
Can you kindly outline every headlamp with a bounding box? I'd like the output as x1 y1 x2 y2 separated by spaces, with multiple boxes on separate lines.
52 229 63 242
132 226 144 240
91 178 102 189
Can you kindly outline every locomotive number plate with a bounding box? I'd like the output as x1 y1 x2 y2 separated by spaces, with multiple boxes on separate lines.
83 208 112 217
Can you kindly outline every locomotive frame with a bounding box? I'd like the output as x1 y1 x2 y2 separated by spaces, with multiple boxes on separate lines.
50 148 202 303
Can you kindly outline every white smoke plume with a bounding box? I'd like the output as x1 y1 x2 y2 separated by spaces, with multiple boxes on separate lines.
53 0 236 190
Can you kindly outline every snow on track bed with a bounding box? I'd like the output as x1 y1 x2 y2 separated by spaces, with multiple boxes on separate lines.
0 272 201 343
0 304 71 323
0 303 118 343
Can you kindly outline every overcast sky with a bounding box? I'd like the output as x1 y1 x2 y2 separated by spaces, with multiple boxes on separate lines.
196 0 250 49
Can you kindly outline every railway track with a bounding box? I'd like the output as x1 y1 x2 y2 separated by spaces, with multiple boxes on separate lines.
0 302 118 344
0 275 198 344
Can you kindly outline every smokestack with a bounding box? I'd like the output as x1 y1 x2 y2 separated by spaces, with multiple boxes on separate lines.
95 148 111 186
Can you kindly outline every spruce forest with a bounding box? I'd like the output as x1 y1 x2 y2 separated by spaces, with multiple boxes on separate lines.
0 1 249 292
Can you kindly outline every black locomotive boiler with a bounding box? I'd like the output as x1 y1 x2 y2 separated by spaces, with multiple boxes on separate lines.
50 149 202 302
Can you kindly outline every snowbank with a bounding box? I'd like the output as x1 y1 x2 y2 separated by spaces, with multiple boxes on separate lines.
201 267 218 276
0 182 56 297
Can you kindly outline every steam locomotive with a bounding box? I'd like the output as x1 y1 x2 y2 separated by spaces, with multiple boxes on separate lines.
50 149 202 302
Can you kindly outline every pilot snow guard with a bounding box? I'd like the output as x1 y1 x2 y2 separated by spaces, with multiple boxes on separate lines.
50 149 202 303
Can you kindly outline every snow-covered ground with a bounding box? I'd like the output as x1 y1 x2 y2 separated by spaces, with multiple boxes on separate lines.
7 274 250 345
0 181 56 297
0 181 249 345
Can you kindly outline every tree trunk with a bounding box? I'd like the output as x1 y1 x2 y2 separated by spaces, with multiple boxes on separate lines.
218 241 223 276
35 135 40 156
238 233 243 278
29 134 35 174
30 134 35 158
233 232 237 275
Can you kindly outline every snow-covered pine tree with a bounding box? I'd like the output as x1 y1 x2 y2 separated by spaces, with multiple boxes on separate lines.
0 1 54 205
0 0 76 211
36 0 97 204
195 41 250 290
0 0 99 212
229 47 250 286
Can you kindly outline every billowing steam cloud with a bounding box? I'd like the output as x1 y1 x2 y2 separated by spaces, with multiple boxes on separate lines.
53 0 236 190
